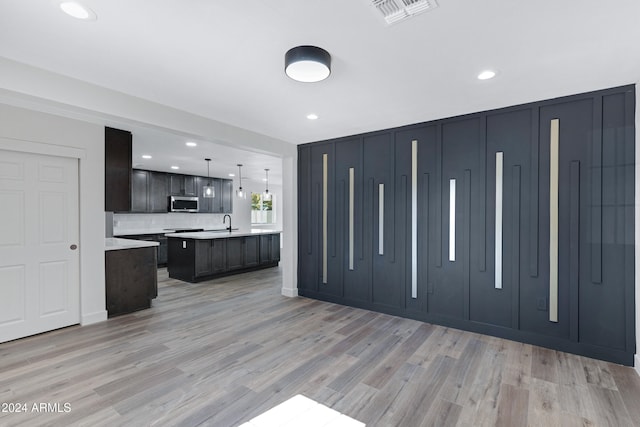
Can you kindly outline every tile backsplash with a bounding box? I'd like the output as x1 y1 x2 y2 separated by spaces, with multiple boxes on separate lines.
113 212 229 235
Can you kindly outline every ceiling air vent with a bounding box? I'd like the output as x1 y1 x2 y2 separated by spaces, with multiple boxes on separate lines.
371 0 438 25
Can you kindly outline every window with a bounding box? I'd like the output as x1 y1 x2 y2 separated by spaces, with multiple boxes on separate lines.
251 193 275 224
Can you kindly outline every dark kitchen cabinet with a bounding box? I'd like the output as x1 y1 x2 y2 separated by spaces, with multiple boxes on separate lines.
195 239 226 277
195 177 232 213
244 236 260 268
131 170 168 213
170 174 197 196
196 177 216 212
221 179 233 213
260 233 280 264
105 246 157 317
168 234 280 282
149 172 168 212
131 169 149 213
297 85 635 366
105 127 132 212
226 237 244 270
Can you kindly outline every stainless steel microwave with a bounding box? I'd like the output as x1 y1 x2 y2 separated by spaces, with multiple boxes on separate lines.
169 196 199 212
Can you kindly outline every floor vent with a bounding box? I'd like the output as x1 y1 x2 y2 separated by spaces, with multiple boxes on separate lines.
371 0 439 25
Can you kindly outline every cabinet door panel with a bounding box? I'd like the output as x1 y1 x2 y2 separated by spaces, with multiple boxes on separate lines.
244 236 260 267
431 118 480 319
525 99 594 340
169 174 183 195
473 109 531 328
195 240 213 277
149 172 168 212
335 138 367 302
131 169 149 212
364 132 402 309
221 179 233 213
226 238 244 270
105 127 132 212
212 239 226 273
184 176 197 196
271 234 280 262
298 146 316 290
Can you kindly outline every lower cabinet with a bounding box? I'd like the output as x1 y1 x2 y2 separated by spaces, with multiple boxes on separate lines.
168 233 280 282
105 247 158 317
260 234 280 264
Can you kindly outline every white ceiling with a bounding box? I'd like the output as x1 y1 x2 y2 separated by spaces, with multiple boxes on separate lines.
1 0 640 181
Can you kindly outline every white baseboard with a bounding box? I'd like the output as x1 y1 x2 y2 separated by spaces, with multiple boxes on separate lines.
635 355 640 377
281 287 299 298
81 310 108 326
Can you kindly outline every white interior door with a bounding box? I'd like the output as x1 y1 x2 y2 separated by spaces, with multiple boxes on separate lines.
0 149 80 343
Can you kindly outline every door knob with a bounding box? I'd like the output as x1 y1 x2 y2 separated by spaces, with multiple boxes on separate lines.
70 244 78 250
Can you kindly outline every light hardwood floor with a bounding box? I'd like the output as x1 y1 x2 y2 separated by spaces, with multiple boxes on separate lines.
1 267 639 426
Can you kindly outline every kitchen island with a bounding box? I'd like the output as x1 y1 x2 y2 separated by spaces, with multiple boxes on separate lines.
166 230 281 283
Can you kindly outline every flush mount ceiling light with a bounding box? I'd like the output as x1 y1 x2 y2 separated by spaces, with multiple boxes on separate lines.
141 155 152 159
57 1 97 20
171 165 180 170
185 142 197 147
477 70 497 80
202 158 215 198
307 113 319 120
236 164 246 199
285 46 331 83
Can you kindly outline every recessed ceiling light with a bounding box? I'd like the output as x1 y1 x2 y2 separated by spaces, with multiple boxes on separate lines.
477 70 496 80
58 1 96 20
307 114 319 120
171 166 180 170
185 142 197 147
262 178 268 182
228 173 235 177
142 155 152 159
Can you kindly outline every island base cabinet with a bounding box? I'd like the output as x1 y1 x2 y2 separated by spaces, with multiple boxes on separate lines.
105 247 157 317
168 234 280 283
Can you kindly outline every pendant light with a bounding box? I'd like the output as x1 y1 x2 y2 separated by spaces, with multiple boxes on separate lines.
285 46 331 83
203 158 215 198
236 164 246 199
263 168 272 201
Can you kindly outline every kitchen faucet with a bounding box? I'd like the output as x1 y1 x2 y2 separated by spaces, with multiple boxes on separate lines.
223 214 232 232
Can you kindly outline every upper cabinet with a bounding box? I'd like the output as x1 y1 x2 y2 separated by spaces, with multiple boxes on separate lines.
130 169 233 214
131 170 168 213
195 177 233 213
105 127 132 212
169 174 197 196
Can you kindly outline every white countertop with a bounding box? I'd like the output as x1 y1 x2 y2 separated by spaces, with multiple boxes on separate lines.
105 237 160 251
165 229 282 240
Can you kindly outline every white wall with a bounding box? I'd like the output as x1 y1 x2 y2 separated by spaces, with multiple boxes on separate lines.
0 103 106 325
0 58 298 309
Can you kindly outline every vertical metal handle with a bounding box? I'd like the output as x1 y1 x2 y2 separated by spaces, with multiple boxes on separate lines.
349 167 355 270
549 119 559 322
322 153 328 284
449 178 456 262
378 183 384 255
411 140 418 299
495 152 504 289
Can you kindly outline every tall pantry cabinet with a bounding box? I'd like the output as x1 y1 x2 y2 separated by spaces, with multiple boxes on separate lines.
297 85 635 365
